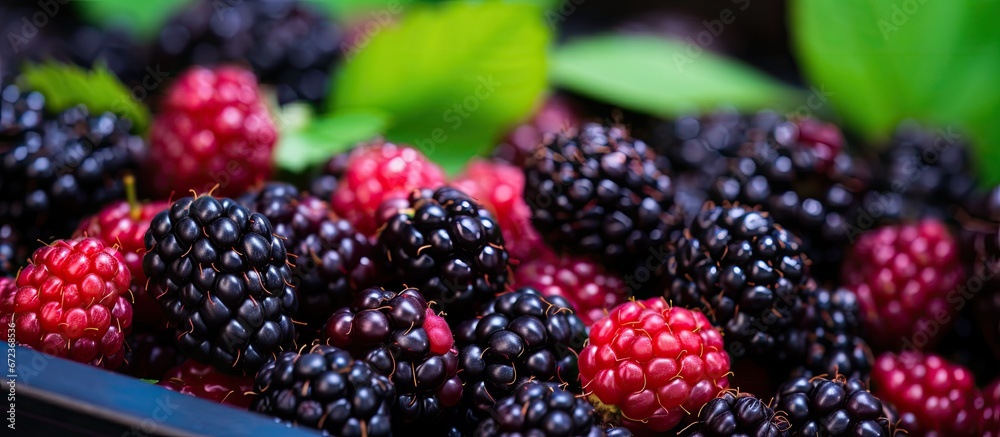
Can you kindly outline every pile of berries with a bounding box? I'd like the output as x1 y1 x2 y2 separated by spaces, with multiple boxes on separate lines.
3 8 999 436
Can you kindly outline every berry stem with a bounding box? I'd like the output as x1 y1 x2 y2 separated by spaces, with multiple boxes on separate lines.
124 173 141 221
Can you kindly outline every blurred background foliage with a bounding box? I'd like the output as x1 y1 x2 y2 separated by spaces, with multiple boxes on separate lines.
68 0 1000 181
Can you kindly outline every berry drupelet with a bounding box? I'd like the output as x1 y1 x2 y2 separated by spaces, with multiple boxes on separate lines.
251 345 394 436
871 352 980 435
775 376 896 436
455 288 587 428
475 381 631 437
142 195 297 375
377 187 509 324
710 116 870 279
663 202 811 360
323 287 462 428
238 182 377 328
512 253 627 327
522 122 682 282
0 238 132 368
579 298 731 434
681 392 789 437
159 358 255 408
153 0 342 106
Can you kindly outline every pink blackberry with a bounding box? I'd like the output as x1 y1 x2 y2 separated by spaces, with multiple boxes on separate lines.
0 238 132 368
842 219 963 351
579 298 731 433
512 253 627 326
147 66 278 198
331 141 446 236
74 175 170 328
871 351 980 435
452 159 545 265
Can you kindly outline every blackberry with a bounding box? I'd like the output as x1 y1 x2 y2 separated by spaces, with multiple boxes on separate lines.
649 109 776 176
522 122 682 282
682 392 789 437
118 331 185 381
775 376 894 436
377 187 509 324
154 0 342 106
785 285 873 381
1 84 144 257
238 182 377 327
455 287 587 428
663 202 810 360
474 381 630 437
251 345 394 436
710 116 870 279
323 287 463 428
142 195 298 375
875 120 975 219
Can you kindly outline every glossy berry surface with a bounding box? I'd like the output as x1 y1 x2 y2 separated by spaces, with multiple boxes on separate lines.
238 182 377 327
452 159 544 265
0 238 132 368
323 287 462 428
153 0 342 106
455 288 587 428
75 197 171 328
842 219 963 350
523 122 682 280
475 381 630 437
378 187 509 323
513 253 626 326
775 376 894 436
871 352 980 435
682 392 788 437
491 94 579 167
665 203 810 358
159 358 255 408
142 195 297 375
147 66 277 198
578 298 730 433
331 142 446 236
251 345 395 436
786 285 873 381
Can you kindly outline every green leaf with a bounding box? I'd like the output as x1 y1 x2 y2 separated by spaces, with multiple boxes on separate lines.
20 62 152 132
140 379 158 384
274 107 389 173
550 35 798 118
330 2 550 175
77 0 190 40
791 0 1000 184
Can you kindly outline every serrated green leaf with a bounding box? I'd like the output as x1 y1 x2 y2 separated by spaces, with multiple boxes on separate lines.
550 35 798 118
330 2 550 175
791 0 1000 185
275 109 389 173
20 62 152 132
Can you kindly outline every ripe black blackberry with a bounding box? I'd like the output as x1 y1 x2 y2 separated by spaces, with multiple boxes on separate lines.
774 376 895 436
522 122 682 283
238 182 377 327
475 381 631 437
323 287 463 429
0 84 144 258
681 392 788 437
650 109 780 176
455 287 587 428
251 345 394 436
785 285 873 381
663 202 810 360
710 116 870 279
142 195 298 375
876 120 975 218
377 187 509 324
154 0 342 106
